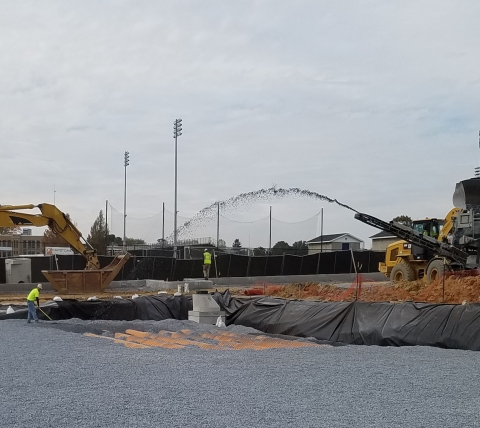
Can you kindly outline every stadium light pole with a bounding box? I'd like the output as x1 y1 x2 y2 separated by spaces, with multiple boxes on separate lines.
123 151 130 252
173 119 182 250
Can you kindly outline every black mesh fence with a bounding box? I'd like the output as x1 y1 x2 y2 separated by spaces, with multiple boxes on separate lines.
318 252 336 274
214 255 231 278
283 255 303 276
228 255 249 277
300 254 320 275
0 260 6 283
0 250 386 283
264 256 284 276
30 257 52 283
351 251 371 274
172 259 192 281
368 251 385 273
334 251 351 274
247 256 268 276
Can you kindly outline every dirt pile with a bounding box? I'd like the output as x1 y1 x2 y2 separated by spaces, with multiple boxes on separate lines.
251 275 480 304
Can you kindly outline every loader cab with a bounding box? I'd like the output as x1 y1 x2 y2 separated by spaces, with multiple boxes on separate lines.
412 218 444 239
410 218 444 260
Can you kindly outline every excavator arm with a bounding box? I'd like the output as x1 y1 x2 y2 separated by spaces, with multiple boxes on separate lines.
0 203 99 269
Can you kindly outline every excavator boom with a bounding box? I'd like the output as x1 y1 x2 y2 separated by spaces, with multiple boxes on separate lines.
0 203 99 269
0 203 129 293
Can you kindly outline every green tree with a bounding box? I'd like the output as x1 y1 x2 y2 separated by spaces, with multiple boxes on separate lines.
253 246 267 256
0 226 21 235
126 238 146 246
392 215 413 227
232 239 242 248
291 240 308 255
271 240 291 255
87 210 108 255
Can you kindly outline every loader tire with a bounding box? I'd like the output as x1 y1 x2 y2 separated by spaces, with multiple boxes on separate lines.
390 261 416 283
426 259 448 283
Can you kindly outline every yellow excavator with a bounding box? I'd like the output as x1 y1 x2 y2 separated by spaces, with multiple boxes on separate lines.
0 203 129 293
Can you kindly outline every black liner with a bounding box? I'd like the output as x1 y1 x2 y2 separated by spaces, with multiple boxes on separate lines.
213 291 480 351
3 292 480 351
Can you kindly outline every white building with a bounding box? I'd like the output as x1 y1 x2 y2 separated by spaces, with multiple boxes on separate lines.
307 233 364 254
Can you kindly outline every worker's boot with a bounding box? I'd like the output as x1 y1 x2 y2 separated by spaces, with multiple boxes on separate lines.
27 320 31 324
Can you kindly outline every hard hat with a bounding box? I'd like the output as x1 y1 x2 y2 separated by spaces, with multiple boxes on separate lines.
37 284 43 289
204 249 208 252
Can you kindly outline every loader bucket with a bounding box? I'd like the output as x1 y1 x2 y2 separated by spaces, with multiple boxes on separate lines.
41 253 130 294
453 178 480 209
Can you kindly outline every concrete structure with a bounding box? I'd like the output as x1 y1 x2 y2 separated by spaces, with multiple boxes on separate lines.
370 231 399 251
188 292 225 325
307 233 363 254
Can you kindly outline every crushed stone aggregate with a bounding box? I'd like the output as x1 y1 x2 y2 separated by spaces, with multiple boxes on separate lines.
1 319 479 427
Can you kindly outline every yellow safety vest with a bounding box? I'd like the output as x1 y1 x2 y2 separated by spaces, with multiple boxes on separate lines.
27 288 39 301
203 252 212 265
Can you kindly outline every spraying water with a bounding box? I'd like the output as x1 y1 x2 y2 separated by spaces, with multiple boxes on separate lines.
172 186 359 240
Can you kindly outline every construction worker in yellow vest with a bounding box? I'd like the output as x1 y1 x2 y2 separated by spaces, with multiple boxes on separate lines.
203 249 212 280
26 284 42 323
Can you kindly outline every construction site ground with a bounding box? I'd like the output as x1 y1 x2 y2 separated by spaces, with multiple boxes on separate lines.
2 273 480 306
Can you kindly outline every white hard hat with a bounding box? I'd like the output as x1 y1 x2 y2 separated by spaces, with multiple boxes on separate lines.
204 249 208 252
37 284 43 289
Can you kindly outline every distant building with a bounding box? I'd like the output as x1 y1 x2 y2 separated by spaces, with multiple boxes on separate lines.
307 233 364 254
0 232 44 258
370 231 399 251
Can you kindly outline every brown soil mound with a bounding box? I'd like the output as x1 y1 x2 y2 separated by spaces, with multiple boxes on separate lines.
257 275 480 304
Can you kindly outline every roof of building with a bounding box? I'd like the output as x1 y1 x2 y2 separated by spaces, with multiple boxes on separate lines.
370 231 397 239
307 233 363 244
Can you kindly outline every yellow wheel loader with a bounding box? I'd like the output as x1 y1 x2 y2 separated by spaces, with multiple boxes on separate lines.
355 178 480 283
380 212 457 283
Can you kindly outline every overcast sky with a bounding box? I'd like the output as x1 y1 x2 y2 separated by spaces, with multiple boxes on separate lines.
1 1 479 248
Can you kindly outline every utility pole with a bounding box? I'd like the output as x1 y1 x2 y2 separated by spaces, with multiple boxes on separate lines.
173 118 182 252
476 130 480 177
123 151 130 252
162 202 165 247
320 208 324 253
269 206 272 254
216 202 220 248
105 200 108 255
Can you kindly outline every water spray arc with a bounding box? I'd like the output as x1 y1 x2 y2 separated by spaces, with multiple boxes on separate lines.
169 186 359 242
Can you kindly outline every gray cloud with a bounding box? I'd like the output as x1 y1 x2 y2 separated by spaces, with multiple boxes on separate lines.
0 0 479 247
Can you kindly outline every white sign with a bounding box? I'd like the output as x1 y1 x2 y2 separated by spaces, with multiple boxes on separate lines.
0 246 12 251
45 247 74 256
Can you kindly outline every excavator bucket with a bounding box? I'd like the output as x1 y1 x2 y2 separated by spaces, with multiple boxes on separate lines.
453 178 480 209
41 253 130 294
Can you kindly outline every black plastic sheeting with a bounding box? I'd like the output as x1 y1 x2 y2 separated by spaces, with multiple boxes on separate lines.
0 296 192 322
213 291 480 351
4 292 479 351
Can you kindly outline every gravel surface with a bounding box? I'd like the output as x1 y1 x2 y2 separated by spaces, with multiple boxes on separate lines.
1 319 480 428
